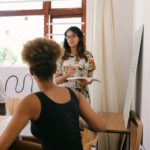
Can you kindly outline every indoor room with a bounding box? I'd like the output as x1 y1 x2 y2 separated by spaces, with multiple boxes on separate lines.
0 0 149 150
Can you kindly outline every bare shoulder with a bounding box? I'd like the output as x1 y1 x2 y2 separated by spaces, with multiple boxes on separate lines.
19 93 40 111
10 93 41 121
21 93 38 103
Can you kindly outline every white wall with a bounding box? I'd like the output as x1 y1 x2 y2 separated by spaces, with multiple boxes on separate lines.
112 0 133 110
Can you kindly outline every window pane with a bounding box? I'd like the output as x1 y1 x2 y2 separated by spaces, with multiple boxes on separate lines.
0 2 43 11
51 18 82 44
51 0 81 9
0 16 44 66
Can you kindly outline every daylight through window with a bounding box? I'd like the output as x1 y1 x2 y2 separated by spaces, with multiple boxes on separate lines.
0 0 86 65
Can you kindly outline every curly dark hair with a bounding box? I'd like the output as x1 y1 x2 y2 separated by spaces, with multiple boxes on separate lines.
22 37 61 81
63 26 87 61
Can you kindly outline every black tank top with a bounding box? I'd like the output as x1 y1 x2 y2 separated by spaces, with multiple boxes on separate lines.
31 87 83 150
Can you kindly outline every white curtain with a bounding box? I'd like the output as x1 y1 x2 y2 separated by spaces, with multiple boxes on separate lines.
86 0 120 149
86 0 119 112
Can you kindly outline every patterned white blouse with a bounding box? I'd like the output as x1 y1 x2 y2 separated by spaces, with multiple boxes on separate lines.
56 51 96 103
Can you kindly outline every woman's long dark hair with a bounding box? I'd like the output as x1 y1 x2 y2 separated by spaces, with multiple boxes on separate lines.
62 26 87 61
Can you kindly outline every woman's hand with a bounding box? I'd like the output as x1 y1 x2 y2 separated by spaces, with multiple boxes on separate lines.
65 66 76 77
54 66 77 84
77 79 92 87
77 79 88 87
77 71 94 86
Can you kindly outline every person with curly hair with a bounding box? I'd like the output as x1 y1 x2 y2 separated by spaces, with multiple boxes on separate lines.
55 26 96 103
0 37 105 150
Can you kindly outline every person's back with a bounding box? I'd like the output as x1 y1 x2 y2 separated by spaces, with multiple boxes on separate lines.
0 37 106 150
31 87 83 150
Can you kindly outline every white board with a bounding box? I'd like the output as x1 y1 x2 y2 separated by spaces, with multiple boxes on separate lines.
0 66 39 98
123 25 144 126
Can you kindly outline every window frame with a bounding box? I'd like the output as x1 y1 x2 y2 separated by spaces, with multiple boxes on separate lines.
0 0 86 37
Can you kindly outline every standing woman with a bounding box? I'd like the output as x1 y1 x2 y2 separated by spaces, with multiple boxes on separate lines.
55 26 96 103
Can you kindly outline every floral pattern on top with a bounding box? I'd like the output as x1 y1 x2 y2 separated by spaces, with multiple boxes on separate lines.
56 51 96 103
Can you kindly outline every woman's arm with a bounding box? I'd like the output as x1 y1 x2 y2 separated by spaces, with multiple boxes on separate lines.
55 66 76 84
54 73 69 84
0 95 36 150
77 92 106 132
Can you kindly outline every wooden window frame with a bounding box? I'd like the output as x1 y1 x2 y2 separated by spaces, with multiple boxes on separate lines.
0 0 86 37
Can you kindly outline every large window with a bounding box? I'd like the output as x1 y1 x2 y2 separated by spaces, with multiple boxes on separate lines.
0 0 86 65
0 16 44 65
